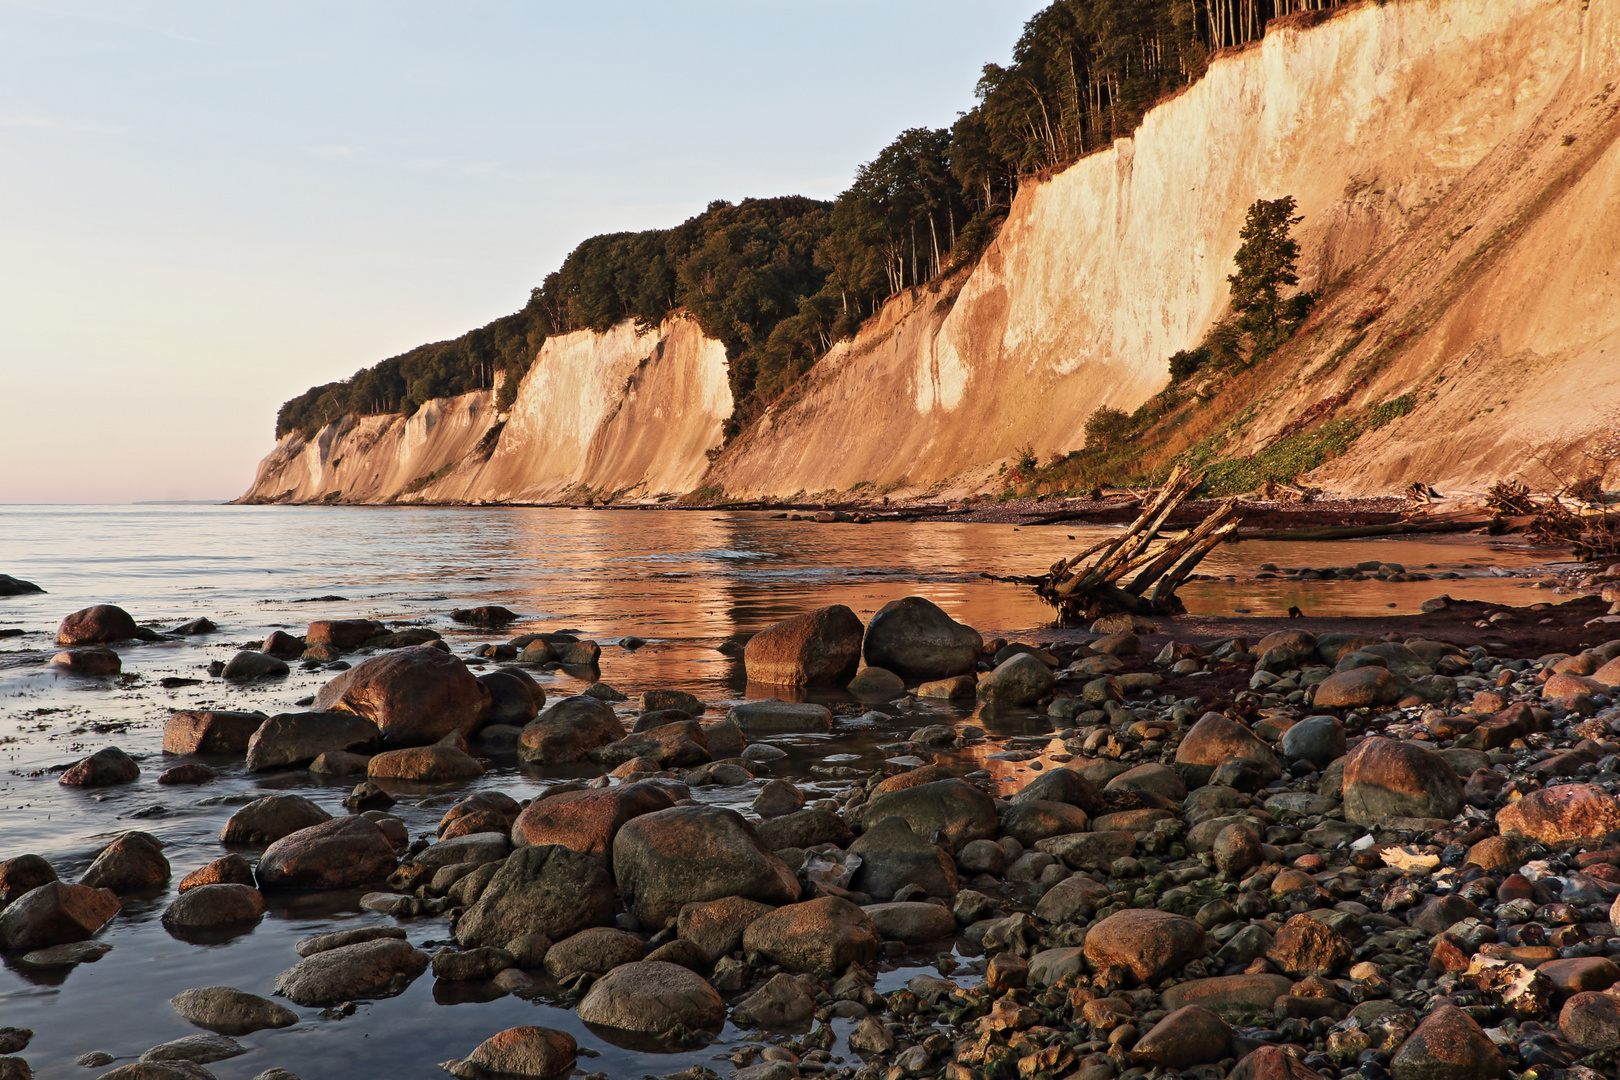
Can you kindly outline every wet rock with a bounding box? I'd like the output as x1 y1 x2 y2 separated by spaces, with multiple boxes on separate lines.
594 719 710 768
677 896 773 959
1083 908 1205 984
1496 782 1620 843
862 901 955 943
255 816 397 889
0 856 57 904
1230 1045 1325 1080
416 833 509 868
452 605 518 626
274 937 429 1006
847 665 906 696
1280 715 1346 767
918 675 977 699
613 806 800 928
57 604 137 645
244 712 380 772
543 926 644 979
96 1063 217 1080
743 896 880 975
734 972 818 1028
305 619 383 649
727 699 833 735
977 653 1056 706
222 651 290 681
848 1015 896 1055
314 646 490 746
1000 800 1090 845
309 750 371 776
1011 768 1105 813
80 832 169 892
1342 737 1463 825
17 940 111 968
1037 830 1137 870
0 882 120 950
60 746 139 787
170 987 296 1035
476 668 544 726
220 795 332 844
1213 821 1263 878
1560 990 1620 1050
432 946 514 981
0 1033 25 1055
161 885 265 930
455 844 614 947
441 791 521 834
1132 1004 1232 1068
756 809 854 851
517 696 625 763
510 782 675 858
850 815 958 899
0 574 43 595
743 605 865 686
1389 1002 1506 1080
1162 974 1294 1018
295 925 406 957
1314 666 1404 708
1266 913 1350 977
51 647 121 675
158 763 217 785
139 1034 245 1065
366 743 484 782
575 960 726 1034
1032 874 1109 923
1175 714 1281 782
861 596 982 681
442 1026 577 1080
851 778 996 850
752 779 805 819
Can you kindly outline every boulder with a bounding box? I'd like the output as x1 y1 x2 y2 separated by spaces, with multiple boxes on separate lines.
0 855 57 904
511 783 675 858
79 832 169 892
612 806 800 928
169 987 296 1036
244 712 379 772
517 696 625 763
366 744 484 782
455 845 615 947
1389 1002 1506 1080
543 927 644 979
726 699 832 734
976 653 1056 706
851 779 997 850
1132 1005 1232 1068
1279 715 1346 767
862 901 956 944
1175 714 1281 782
592 720 709 768
643 689 705 715
1036 830 1137 870
51 647 121 675
255 817 396 889
1561 991 1620 1050
443 1026 577 1080
59 746 139 787
0 882 120 950
222 651 289 681
1342 738 1464 825
314 646 490 746
1000 801 1090 846
1161 974 1295 1019
305 619 382 649
1231 1045 1326 1080
1496 783 1620 844
478 669 545 726
575 960 725 1035
1011 768 1105 814
742 897 880 976
163 711 267 756
161 885 265 930
274 937 429 1006
847 666 906 696
1314 667 1404 708
733 972 818 1028
1266 913 1350 977
755 809 854 851
743 605 865 686
0 573 43 595
678 896 774 960
220 794 332 844
56 605 137 645
1083 908 1206 984
849 815 958 899
861 596 982 681
178 855 255 892
432 946 514 981
917 675 977 699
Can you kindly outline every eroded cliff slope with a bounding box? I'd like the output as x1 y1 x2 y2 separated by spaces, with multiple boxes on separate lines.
242 0 1619 505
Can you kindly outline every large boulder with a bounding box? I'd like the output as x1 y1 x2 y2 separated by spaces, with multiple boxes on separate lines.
1342 737 1464 825
244 712 379 772
0 882 120 950
576 960 725 1035
443 1026 577 1080
850 779 997 851
1389 1002 1507 1080
861 596 982 681
255 817 397 889
1174 714 1281 782
612 806 800 928
510 783 675 858
742 897 880 976
849 815 958 899
1084 908 1206 984
977 653 1056 706
59 746 139 787
455 845 615 947
274 937 429 1006
163 711 266 756
57 604 137 645
0 574 43 595
220 794 332 844
1496 783 1620 844
1000 801 1090 846
314 646 491 746
743 605 864 686
161 885 266 930
1279 715 1346 767
79 832 169 892
517 696 625 764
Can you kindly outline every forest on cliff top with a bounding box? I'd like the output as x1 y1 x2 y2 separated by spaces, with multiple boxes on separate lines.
276 0 1355 442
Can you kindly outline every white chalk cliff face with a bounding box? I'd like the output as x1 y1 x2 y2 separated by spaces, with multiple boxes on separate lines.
243 0 1620 504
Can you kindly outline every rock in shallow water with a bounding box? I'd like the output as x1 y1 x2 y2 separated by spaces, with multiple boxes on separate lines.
441 1025 577 1080
169 986 296 1035
0 881 120 951
454 844 614 948
612 805 800 928
575 960 725 1035
255 816 396 889
314 645 491 746
743 604 864 687
274 937 429 1006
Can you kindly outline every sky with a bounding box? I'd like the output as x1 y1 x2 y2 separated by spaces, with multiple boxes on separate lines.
0 0 1049 503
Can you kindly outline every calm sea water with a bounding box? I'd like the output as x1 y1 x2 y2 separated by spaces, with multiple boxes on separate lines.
0 504 1555 1079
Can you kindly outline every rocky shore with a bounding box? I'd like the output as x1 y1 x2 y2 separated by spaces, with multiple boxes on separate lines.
6 565 1620 1080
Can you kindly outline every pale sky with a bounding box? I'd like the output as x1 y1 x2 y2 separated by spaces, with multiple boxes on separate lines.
0 1 1048 503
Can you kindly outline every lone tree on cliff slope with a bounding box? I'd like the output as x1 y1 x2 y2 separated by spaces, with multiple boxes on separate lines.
1227 195 1304 341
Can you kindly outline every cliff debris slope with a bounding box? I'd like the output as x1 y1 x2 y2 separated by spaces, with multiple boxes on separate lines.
242 0 1620 505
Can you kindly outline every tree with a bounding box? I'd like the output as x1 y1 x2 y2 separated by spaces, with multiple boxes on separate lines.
1227 196 1303 339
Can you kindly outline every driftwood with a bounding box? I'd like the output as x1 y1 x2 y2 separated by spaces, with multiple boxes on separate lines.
1032 465 1242 623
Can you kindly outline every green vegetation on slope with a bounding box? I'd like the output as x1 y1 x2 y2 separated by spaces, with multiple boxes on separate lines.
277 0 1360 443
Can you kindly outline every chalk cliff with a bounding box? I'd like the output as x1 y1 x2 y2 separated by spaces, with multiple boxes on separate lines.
242 0 1620 504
